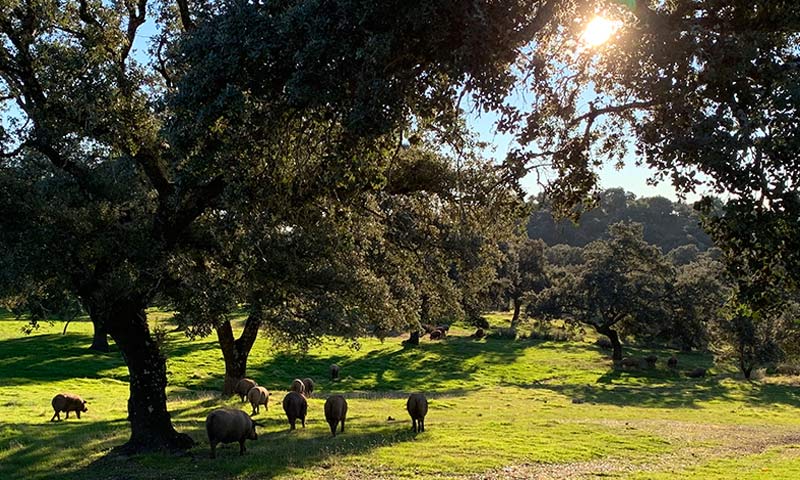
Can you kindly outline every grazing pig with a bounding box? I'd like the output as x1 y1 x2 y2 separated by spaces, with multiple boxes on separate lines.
234 378 258 402
667 356 678 369
282 391 308 430
430 329 443 340
472 328 485 339
687 368 707 378
290 378 305 395
50 393 88 422
247 386 270 415
619 357 642 369
406 393 428 433
644 355 658 368
302 378 315 397
324 395 348 437
330 364 340 381
205 408 258 458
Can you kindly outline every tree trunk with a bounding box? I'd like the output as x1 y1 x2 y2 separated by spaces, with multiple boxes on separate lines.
510 297 522 331
106 302 193 453
598 326 623 361
89 319 110 352
84 304 110 352
217 312 262 396
404 330 420 346
741 358 753 380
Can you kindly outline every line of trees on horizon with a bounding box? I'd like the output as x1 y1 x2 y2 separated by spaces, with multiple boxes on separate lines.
494 190 799 379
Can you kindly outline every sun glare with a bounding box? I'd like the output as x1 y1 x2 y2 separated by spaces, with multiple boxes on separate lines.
582 16 617 47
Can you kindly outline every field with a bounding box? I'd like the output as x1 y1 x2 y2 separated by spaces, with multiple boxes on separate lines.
2 311 800 479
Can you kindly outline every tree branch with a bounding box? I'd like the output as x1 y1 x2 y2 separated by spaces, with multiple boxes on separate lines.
133 146 174 198
78 0 101 28
157 174 227 246
176 0 195 32
520 0 557 40
120 0 148 66
568 100 657 130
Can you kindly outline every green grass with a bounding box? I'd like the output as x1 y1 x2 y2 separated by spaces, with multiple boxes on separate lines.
2 311 800 479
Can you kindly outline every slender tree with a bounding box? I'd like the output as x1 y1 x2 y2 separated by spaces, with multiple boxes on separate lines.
496 237 548 331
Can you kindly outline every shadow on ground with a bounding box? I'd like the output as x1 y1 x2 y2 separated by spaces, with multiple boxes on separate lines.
230 334 535 394
46 419 420 480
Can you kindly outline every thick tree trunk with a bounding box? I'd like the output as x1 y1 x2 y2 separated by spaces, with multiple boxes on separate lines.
106 302 193 453
217 313 262 396
510 297 522 331
598 326 623 361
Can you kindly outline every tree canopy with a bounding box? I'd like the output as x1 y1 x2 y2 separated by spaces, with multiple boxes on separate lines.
509 0 800 303
0 0 553 452
527 188 713 253
530 222 673 360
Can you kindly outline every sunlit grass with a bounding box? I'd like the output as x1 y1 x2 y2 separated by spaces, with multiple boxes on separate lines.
1 310 800 479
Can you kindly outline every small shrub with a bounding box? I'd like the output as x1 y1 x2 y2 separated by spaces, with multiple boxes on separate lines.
487 327 517 340
526 327 575 342
774 363 800 376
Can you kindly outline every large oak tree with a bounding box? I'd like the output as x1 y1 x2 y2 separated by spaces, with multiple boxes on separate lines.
0 0 558 452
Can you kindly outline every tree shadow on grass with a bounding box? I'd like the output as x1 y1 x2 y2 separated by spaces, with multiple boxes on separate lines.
508 364 800 409
41 419 421 480
0 328 220 387
230 335 536 395
0 334 126 386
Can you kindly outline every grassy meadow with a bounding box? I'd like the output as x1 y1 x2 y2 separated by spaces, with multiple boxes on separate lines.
2 310 800 479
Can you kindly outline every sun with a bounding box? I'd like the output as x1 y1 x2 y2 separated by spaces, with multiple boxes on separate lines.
582 16 617 47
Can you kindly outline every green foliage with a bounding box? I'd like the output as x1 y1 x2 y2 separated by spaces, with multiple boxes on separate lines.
512 0 800 303
528 189 713 254
660 254 730 351
492 236 548 328
531 222 674 359
711 302 786 380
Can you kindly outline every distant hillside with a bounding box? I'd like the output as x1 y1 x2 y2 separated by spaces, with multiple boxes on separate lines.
527 188 713 253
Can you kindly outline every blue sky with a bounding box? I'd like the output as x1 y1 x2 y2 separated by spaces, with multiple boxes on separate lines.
467 108 690 203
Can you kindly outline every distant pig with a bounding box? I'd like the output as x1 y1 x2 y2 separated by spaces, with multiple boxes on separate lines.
205 408 258 458
50 393 88 422
290 378 305 395
302 378 315 397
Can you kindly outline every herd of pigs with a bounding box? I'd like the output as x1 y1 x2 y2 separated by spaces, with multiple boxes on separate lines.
49 363 430 458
